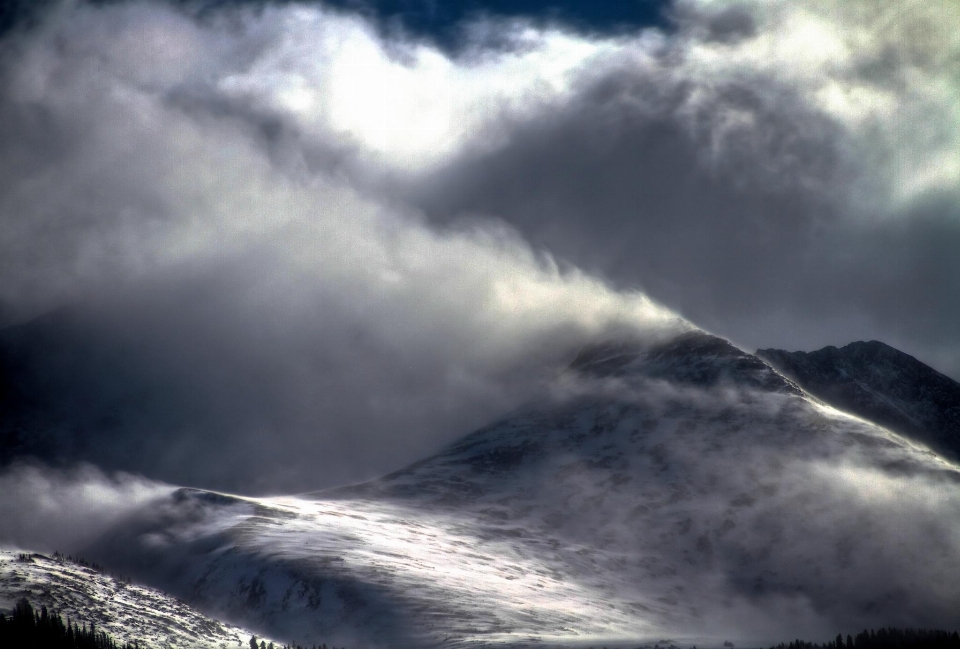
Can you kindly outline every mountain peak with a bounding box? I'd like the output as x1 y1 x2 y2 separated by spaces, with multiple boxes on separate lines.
571 329 800 393
757 341 960 460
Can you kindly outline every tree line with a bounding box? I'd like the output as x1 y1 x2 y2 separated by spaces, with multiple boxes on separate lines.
770 629 960 649
0 598 351 649
248 634 348 649
0 598 141 649
8 593 960 649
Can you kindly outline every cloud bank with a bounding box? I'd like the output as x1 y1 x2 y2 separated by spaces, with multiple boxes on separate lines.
0 462 173 551
0 0 957 491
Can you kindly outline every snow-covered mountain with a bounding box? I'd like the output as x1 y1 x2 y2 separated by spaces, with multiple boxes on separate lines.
757 342 960 461
59 330 960 648
0 550 276 648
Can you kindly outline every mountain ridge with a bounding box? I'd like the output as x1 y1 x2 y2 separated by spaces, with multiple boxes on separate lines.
6 328 960 646
756 341 960 462
58 327 960 647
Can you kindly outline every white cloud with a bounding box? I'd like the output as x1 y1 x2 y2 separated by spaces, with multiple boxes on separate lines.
0 463 173 552
678 0 960 205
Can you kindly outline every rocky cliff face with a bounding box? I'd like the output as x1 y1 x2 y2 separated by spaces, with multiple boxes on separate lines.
757 341 960 460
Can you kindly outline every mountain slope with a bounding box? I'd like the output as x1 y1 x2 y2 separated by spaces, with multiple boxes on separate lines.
756 341 960 461
69 331 960 648
0 550 275 648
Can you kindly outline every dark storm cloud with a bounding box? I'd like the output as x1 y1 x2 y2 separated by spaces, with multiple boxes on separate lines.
404 0 960 380
0 0 686 493
410 66 849 320
0 0 958 496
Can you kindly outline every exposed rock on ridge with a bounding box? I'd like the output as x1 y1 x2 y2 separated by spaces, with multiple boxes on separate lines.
757 341 960 460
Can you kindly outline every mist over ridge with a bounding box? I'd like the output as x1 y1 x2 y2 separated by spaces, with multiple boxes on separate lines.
5 330 960 647
1 3 960 643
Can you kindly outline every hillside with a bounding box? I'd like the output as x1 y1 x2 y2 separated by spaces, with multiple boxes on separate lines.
0 550 276 649
65 331 960 647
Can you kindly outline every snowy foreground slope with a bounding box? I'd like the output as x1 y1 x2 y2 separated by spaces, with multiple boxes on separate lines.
0 550 276 648
25 330 960 648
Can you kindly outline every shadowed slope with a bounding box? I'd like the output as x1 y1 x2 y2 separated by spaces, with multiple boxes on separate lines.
757 342 960 461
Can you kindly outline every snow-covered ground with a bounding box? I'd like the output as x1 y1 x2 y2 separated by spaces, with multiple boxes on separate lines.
0 550 277 649
7 331 960 648
53 332 960 648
